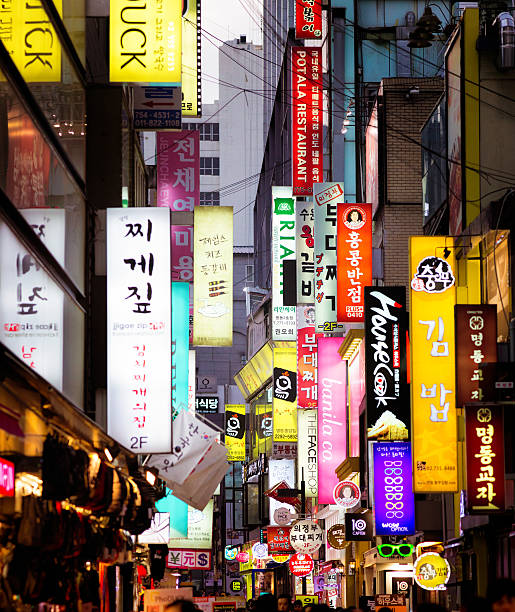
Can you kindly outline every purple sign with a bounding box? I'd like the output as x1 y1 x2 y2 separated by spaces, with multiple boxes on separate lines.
373 442 415 536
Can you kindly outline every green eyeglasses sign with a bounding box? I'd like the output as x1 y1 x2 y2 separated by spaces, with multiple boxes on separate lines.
377 543 414 558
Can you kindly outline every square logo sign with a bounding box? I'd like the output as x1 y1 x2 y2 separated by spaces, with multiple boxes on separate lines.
344 512 373 541
273 368 297 402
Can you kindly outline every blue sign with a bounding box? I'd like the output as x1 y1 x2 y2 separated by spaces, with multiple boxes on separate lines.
172 282 190 417
133 86 181 130
156 488 188 537
373 442 415 536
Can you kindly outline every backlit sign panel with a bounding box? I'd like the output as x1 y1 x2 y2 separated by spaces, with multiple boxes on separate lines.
296 199 314 303
225 404 246 461
172 282 189 418
297 409 318 497
0 458 14 497
295 0 322 39
182 0 201 116
273 348 298 442
158 131 199 211
297 306 320 408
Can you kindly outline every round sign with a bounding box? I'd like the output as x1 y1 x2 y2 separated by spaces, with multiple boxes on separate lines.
343 205 367 230
333 480 361 508
230 579 243 592
225 545 238 561
274 507 294 526
414 553 451 591
271 554 290 564
236 552 249 563
252 542 268 559
289 520 324 554
289 552 314 577
327 524 346 549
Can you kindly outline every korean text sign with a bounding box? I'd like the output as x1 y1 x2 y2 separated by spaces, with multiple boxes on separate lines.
172 226 193 282
169 499 214 549
465 404 505 513
193 207 233 346
455 305 497 405
272 187 296 341
225 404 246 461
110 0 181 83
157 131 199 211
106 208 171 453
297 409 318 497
409 236 458 492
172 282 189 418
267 526 295 553
337 203 372 322
292 47 323 195
295 0 322 39
373 442 415 536
313 183 343 332
273 348 298 442
296 199 315 303
365 287 409 441
317 337 347 503
297 306 320 408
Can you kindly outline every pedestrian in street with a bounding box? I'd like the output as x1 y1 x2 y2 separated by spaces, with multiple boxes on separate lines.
255 593 278 612
293 600 303 612
165 599 198 612
488 578 515 612
278 594 292 611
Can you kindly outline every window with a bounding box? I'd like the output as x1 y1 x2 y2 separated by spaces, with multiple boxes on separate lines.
246 264 254 284
200 192 220 206
200 157 220 175
198 123 219 141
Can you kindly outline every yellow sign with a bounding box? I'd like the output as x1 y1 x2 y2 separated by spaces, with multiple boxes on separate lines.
0 0 62 82
193 207 233 346
182 0 200 116
410 237 458 492
414 553 450 591
273 348 298 442
110 0 181 83
225 404 246 461
234 342 273 400
296 596 319 606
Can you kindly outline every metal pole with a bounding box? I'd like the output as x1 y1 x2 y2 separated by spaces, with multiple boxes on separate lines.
301 468 307 595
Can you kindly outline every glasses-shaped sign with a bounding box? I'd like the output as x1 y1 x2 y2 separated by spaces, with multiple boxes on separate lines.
377 543 414 558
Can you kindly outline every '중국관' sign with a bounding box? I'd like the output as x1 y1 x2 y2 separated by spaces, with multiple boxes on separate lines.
107 208 172 454
110 0 181 83
409 237 457 492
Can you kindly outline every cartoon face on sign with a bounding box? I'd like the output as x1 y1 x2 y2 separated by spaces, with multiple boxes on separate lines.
343 206 366 230
411 256 455 293
273 368 297 402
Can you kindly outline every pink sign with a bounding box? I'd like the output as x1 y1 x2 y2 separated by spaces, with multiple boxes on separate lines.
0 457 14 497
157 131 199 210
297 307 321 408
317 336 347 503
171 225 193 281
348 341 365 457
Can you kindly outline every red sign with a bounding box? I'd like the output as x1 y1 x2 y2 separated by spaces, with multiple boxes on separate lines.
297 311 321 408
267 526 295 553
465 404 505 513
167 548 212 570
0 458 14 497
265 480 302 511
295 0 322 39
336 203 372 322
455 305 497 405
292 47 323 196
289 552 314 576
236 552 249 563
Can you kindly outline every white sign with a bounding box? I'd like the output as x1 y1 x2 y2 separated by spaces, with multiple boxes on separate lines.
289 520 324 554
297 409 318 497
106 208 172 453
138 512 170 544
269 459 296 525
272 186 296 341
333 480 361 508
252 542 268 559
0 210 65 392
274 507 295 526
144 588 193 612
296 199 314 303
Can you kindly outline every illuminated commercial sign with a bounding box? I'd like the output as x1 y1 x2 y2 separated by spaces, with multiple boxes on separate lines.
327 524 346 548
172 282 189 418
295 0 322 39
414 553 450 591
289 553 314 577
106 208 171 453
455 305 497 405
289 520 323 554
337 203 372 322
182 0 201 116
297 409 318 497
225 404 246 461
169 499 214 549
348 342 365 456
171 226 193 281
188 350 195 412
158 131 199 211
333 480 360 508
0 457 14 497
0 211 64 393
268 459 295 525
317 337 347 503
292 47 322 196
365 287 409 441
167 549 211 570
195 396 219 414
0 0 62 82
465 404 505 513
193 207 233 346
297 306 320 408
110 0 181 83
410 237 458 492
296 199 314 303
344 512 373 541
273 348 298 442
373 442 415 536
313 183 343 332
267 526 295 553
272 187 296 341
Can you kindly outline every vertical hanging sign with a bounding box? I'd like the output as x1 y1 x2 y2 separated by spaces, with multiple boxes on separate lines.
296 199 315 303
337 203 372 322
171 226 194 282
157 131 200 211
465 404 505 513
313 183 344 333
455 305 497 405
272 187 297 341
188 350 196 413
317 337 347 503
410 237 458 492
297 306 320 408
107 208 172 454
182 0 202 116
172 282 190 419
292 47 323 196
273 348 298 442
295 0 322 39
297 409 318 497
193 207 233 346
225 404 246 461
